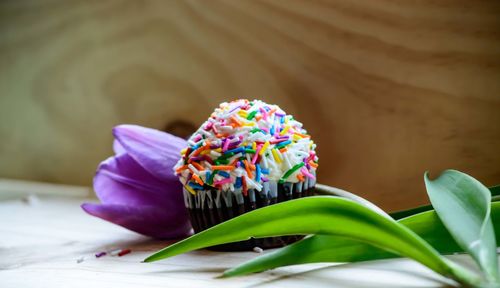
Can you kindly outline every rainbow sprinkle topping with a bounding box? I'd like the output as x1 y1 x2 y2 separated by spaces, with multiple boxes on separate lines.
174 99 318 195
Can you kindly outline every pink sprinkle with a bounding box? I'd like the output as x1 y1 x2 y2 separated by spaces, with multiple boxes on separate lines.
252 145 262 164
270 138 289 144
193 134 202 142
259 107 268 120
307 151 315 161
301 167 316 179
204 122 213 130
222 139 230 152
189 156 204 162
214 178 232 186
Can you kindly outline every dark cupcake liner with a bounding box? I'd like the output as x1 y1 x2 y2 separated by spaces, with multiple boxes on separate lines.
183 178 315 251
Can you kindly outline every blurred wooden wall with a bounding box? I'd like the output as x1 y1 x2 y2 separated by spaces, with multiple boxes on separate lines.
1 0 499 210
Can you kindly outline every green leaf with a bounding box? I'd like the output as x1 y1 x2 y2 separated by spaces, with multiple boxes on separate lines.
223 183 500 278
425 170 499 283
223 202 500 278
144 196 481 286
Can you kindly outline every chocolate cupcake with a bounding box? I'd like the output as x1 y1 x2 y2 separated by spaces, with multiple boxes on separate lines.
173 99 318 251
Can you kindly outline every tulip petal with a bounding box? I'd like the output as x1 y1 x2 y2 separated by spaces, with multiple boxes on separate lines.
94 153 183 206
113 139 126 155
81 203 191 239
113 125 186 182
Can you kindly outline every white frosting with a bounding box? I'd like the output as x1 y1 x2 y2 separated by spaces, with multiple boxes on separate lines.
174 99 318 193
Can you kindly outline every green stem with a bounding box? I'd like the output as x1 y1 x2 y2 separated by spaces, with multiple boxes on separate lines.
446 259 484 287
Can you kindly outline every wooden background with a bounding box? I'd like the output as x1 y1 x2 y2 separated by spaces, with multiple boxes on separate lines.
1 0 499 210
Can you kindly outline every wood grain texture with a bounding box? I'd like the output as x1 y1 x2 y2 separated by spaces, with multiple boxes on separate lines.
0 0 499 210
0 195 477 288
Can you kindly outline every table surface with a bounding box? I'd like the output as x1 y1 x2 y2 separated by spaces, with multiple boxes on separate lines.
0 193 483 288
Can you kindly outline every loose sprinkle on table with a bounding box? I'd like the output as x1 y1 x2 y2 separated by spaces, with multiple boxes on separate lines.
118 249 131 257
95 251 107 258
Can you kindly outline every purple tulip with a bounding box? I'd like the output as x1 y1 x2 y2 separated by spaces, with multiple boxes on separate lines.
81 125 192 239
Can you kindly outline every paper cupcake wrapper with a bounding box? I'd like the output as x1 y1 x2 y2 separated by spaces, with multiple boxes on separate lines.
183 175 316 251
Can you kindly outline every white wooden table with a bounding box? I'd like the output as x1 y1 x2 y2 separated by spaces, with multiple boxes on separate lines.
0 181 482 287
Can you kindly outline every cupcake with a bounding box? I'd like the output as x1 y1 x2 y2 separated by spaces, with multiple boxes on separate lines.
174 99 318 250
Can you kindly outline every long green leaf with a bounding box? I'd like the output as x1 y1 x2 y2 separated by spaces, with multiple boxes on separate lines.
425 170 499 283
223 202 500 277
145 196 481 286
224 183 500 278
